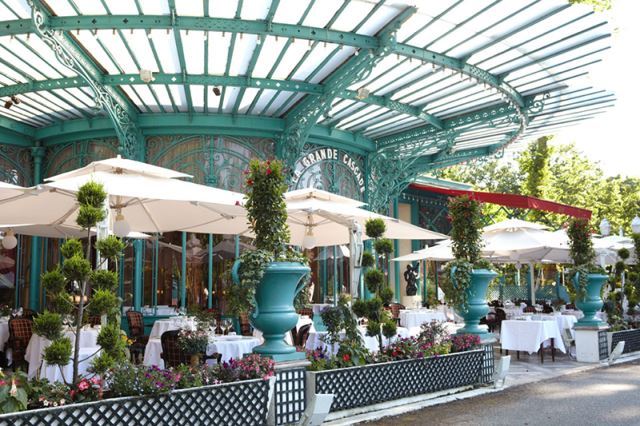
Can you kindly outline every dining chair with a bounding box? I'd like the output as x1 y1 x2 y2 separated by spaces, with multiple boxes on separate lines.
160 330 221 367
297 324 312 348
297 307 313 319
126 311 148 363
239 312 252 336
389 303 405 325
7 318 33 370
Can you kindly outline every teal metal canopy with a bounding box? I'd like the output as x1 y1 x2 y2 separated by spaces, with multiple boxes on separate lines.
0 0 614 207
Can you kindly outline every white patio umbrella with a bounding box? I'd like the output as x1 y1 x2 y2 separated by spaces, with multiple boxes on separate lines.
0 181 26 199
0 156 247 235
0 224 150 240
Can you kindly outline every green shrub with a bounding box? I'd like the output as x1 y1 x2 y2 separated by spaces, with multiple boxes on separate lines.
41 268 66 294
365 218 386 239
379 287 394 305
382 320 397 339
33 311 63 341
61 255 91 282
365 269 384 293
374 238 394 255
89 270 118 291
43 338 72 366
60 239 83 259
94 236 126 260
361 251 375 268
351 299 368 318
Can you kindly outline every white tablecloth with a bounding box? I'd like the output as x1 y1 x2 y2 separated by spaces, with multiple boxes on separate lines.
143 335 261 368
500 320 566 354
532 314 578 337
0 320 9 352
399 310 447 328
25 328 101 380
562 310 605 322
149 318 185 339
305 326 411 354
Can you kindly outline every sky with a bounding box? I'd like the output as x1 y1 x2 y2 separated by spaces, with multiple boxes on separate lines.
514 0 639 178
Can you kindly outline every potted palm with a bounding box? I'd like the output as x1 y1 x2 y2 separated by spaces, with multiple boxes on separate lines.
567 218 607 326
441 196 496 338
230 159 309 361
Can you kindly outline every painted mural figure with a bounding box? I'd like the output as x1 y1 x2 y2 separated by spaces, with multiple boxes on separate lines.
404 264 418 296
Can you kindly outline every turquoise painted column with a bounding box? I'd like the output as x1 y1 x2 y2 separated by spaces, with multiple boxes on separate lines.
208 234 213 309
234 235 240 258
422 260 427 305
410 200 420 253
28 145 45 311
15 235 22 309
118 252 124 301
322 247 327 301
392 198 400 302
333 246 338 305
152 237 158 308
181 232 187 309
133 239 143 311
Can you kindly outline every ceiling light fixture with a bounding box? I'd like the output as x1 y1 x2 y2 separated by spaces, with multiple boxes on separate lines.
2 229 17 250
213 87 221 96
4 100 12 109
140 69 154 83
10 95 20 104
356 87 370 100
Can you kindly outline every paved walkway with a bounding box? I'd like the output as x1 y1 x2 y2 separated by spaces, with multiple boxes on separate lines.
366 359 640 426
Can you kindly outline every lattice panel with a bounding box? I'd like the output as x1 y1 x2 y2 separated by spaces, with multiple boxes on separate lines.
275 367 306 425
478 343 495 384
599 330 609 360
610 329 640 355
315 350 484 412
0 379 270 426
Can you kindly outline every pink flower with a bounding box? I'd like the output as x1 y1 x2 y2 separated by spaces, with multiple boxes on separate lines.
78 380 89 391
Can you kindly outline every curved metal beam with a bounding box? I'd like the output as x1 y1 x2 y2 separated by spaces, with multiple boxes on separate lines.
0 14 525 111
0 73 442 130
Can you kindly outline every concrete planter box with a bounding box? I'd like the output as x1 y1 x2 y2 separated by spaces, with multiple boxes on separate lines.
0 378 273 426
608 328 640 355
308 350 485 413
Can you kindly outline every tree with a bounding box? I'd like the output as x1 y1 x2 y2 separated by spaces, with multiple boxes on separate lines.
38 182 126 386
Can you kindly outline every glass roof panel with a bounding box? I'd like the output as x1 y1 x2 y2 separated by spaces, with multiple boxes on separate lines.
252 36 288 79
357 3 404 36
45 0 78 16
302 0 344 27
273 0 311 24
1 0 30 18
176 0 203 17
228 35 258 76
0 43 47 80
237 88 260 114
147 84 173 113
307 47 356 84
133 84 162 112
270 39 312 80
4 37 65 79
101 0 138 15
330 1 375 32
26 35 76 77
119 85 146 111
220 86 239 113
74 0 107 15
290 42 335 81
190 84 204 112
127 30 161 72
167 84 187 112
250 88 278 115
72 31 119 74
180 30 205 74
138 0 170 15
207 32 230 76
241 0 272 20
208 0 238 19
152 30 181 74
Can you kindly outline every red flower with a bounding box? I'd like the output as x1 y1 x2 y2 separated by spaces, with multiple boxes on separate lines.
266 168 272 175
78 380 89 391
342 353 350 362
247 179 254 186
235 200 241 206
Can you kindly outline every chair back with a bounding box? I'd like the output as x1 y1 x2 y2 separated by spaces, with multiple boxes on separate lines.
21 309 36 321
297 308 313 319
8 318 33 365
296 324 312 348
389 303 405 320
160 330 191 368
542 304 553 314
89 316 102 327
126 311 145 339
239 312 252 336
565 303 577 310
523 306 537 313
495 308 507 322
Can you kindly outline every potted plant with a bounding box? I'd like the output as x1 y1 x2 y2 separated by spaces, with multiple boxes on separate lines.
177 328 209 366
229 159 310 361
566 218 607 326
440 196 496 338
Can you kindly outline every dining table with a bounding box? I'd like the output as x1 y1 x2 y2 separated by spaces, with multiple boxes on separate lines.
25 326 102 380
305 325 412 354
0 317 9 352
398 309 447 329
143 334 261 368
500 319 565 363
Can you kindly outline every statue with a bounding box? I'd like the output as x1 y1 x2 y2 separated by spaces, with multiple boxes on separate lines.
404 264 418 296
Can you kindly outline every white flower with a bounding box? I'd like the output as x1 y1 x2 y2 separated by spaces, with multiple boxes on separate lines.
53 402 58 407
9 379 17 396
43 400 49 407
60 399 66 405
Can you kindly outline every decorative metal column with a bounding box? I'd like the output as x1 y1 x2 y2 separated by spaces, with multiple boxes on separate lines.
181 232 187 309
28 145 45 311
133 240 143 311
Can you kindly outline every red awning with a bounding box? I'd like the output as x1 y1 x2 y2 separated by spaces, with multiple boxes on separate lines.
409 183 591 219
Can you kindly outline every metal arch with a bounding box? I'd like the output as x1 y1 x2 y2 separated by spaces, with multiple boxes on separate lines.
27 1 144 160
278 6 417 172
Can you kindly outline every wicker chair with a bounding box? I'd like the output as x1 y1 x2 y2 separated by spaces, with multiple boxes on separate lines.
7 318 33 369
160 330 221 368
239 312 252 336
296 324 312 348
126 311 148 363
88 316 102 327
21 309 36 321
297 308 313 319
389 303 405 325
523 306 537 313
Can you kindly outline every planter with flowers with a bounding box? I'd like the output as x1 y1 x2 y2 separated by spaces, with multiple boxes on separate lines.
177 328 209 366
229 159 310 361
0 354 276 425
440 196 497 338
567 218 607 327
305 322 485 415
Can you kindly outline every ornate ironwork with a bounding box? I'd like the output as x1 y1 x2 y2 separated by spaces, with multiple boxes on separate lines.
274 367 306 425
279 7 416 172
0 379 271 426
43 139 119 178
0 145 32 185
314 350 484 412
147 135 273 192
29 1 143 159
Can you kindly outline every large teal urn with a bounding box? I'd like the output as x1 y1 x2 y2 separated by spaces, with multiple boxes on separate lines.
454 269 497 339
233 260 309 361
574 273 607 327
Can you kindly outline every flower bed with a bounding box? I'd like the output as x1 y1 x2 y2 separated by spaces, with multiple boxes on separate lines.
0 354 275 424
310 349 485 412
608 328 640 355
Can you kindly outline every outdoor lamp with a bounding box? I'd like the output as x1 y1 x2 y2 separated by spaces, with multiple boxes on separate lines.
302 228 316 250
113 210 131 237
599 218 611 236
139 69 154 83
1 229 17 249
631 216 640 234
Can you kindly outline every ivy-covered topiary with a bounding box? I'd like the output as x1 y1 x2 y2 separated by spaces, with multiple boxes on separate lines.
566 217 604 300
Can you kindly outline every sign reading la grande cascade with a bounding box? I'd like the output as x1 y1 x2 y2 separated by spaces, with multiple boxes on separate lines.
291 147 365 193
